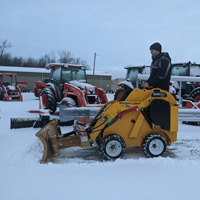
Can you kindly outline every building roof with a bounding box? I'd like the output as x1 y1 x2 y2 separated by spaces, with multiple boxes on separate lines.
0 66 112 76
0 66 49 73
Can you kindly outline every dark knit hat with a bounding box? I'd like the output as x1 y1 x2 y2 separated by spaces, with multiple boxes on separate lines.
150 42 162 52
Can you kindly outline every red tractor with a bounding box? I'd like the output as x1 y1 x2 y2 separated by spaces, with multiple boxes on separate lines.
170 62 200 101
0 73 23 101
34 63 108 113
114 62 200 103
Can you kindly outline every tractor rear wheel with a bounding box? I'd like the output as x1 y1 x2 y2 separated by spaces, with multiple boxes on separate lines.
60 97 76 107
142 134 167 158
40 87 57 113
114 88 125 100
100 134 126 160
190 89 200 102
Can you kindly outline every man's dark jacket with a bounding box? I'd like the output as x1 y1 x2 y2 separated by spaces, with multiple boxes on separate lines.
147 52 172 91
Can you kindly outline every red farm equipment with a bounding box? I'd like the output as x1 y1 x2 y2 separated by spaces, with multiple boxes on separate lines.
0 73 23 101
114 62 200 103
170 62 200 101
34 63 108 113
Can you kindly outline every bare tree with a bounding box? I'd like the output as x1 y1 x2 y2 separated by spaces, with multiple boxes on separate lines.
72 57 81 65
49 50 56 63
57 50 74 63
0 39 12 65
44 51 56 64
57 49 90 69
1 53 12 66
80 59 90 69
0 41 91 69
22 57 38 67
37 51 57 68
11 56 24 66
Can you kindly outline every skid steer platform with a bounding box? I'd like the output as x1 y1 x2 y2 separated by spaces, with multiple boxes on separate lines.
36 88 179 163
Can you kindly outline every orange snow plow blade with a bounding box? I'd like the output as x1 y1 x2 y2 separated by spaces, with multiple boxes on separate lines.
36 120 91 163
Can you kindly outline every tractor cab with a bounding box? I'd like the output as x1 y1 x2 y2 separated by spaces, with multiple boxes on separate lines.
171 62 200 98
46 63 87 101
35 63 108 113
124 65 149 88
0 73 23 101
0 73 17 86
114 65 150 100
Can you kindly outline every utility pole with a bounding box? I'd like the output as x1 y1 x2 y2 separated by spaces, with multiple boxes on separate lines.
92 52 96 85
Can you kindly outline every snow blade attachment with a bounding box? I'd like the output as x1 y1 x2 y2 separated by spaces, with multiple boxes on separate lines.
10 115 74 129
11 115 51 129
36 120 91 163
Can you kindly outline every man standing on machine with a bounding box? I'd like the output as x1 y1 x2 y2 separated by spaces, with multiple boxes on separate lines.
141 42 172 91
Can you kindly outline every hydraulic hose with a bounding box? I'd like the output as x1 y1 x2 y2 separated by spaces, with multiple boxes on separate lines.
76 117 108 135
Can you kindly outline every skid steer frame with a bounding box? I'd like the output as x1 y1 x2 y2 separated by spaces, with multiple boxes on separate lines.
36 88 179 162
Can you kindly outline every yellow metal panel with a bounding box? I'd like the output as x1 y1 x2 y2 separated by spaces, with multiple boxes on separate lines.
129 112 145 138
125 88 152 102
170 106 178 132
168 131 177 144
104 112 135 137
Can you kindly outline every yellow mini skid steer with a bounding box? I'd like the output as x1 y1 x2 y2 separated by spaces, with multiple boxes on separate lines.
36 88 178 163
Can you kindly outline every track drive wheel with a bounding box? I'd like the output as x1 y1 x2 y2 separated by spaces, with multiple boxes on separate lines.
100 134 126 160
40 87 57 113
60 97 76 107
142 134 167 158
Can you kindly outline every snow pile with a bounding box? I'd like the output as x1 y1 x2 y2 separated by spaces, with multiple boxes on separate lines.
0 93 200 200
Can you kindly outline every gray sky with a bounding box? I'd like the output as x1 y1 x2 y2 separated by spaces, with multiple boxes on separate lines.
1 0 200 79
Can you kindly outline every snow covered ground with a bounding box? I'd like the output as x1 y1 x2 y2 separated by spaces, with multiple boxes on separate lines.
0 93 200 200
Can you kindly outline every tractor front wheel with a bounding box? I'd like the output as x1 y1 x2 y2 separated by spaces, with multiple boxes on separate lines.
40 88 57 113
100 134 126 160
60 97 76 107
142 134 167 158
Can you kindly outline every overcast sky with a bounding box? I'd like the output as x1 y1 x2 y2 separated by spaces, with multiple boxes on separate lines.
1 0 200 79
